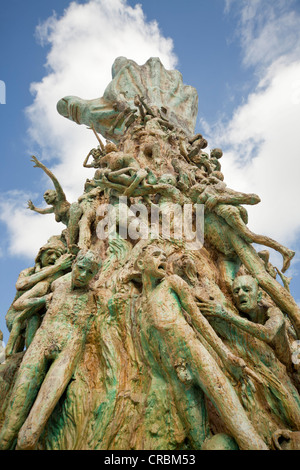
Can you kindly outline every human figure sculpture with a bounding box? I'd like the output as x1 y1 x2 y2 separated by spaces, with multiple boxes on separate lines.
137 244 268 450
193 180 300 339
198 275 293 370
209 148 223 172
2 56 300 450
77 187 103 249
0 250 101 450
96 142 149 195
5 237 71 356
198 275 300 424
83 147 103 168
171 158 197 192
190 178 295 273
27 156 82 253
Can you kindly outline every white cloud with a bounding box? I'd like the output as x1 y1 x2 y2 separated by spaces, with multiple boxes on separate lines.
1 0 177 259
0 191 63 259
204 0 300 271
225 0 300 69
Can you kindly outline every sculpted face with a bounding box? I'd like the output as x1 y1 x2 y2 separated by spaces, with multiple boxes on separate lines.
44 190 57 205
232 276 259 314
72 256 99 289
40 249 61 267
142 246 167 279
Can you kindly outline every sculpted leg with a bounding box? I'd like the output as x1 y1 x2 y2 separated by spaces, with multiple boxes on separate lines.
67 202 83 249
25 314 42 348
0 345 48 449
17 337 83 450
148 316 268 450
78 206 96 249
216 205 295 272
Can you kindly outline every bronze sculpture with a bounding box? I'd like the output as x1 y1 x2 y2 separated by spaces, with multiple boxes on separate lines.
0 57 300 450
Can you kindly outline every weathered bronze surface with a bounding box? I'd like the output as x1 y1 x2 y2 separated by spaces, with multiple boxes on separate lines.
0 57 299 450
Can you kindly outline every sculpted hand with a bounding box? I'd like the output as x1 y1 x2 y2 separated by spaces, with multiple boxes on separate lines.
31 155 42 168
249 193 261 205
56 253 74 271
205 195 218 211
226 352 247 381
226 351 263 393
197 300 228 319
27 200 35 210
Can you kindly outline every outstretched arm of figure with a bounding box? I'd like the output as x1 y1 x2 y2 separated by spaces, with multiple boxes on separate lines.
198 300 284 344
108 167 137 177
217 188 261 206
202 188 260 211
83 151 96 168
15 254 73 291
27 200 54 214
13 291 50 312
31 156 67 201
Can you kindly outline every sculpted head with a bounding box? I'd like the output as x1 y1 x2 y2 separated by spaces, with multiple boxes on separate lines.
105 141 118 154
43 189 57 205
158 173 177 186
210 148 223 160
35 237 66 269
232 275 260 314
137 245 167 280
71 250 101 289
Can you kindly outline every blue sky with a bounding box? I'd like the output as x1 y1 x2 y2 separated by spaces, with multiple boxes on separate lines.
1 0 300 342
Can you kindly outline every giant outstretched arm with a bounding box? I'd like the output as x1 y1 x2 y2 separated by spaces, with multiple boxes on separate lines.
31 156 67 201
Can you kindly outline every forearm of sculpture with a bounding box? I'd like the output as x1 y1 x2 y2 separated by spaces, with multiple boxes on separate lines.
94 177 127 193
13 295 48 312
132 184 159 196
31 206 54 215
83 151 94 168
223 310 282 343
168 275 238 365
217 189 260 206
106 167 136 185
199 302 283 344
109 167 135 176
133 183 169 197
16 264 61 291
31 156 66 200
